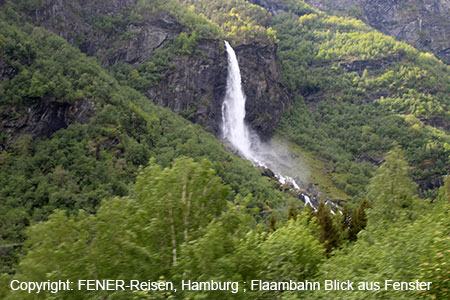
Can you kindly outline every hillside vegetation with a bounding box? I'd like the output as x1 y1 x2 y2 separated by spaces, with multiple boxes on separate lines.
0 1 449 299
0 3 290 273
185 0 449 198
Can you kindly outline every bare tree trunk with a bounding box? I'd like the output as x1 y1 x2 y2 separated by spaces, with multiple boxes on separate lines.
184 191 192 241
168 207 177 266
182 173 188 241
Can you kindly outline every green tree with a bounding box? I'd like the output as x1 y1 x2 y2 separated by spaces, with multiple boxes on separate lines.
366 148 419 227
435 176 450 204
177 196 257 299
5 157 231 299
287 199 299 220
417 205 450 299
316 201 339 255
260 216 324 283
268 211 277 232
134 157 230 268
309 203 449 300
348 199 370 241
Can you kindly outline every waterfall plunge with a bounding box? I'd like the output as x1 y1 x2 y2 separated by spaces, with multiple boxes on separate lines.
221 41 262 164
221 41 316 208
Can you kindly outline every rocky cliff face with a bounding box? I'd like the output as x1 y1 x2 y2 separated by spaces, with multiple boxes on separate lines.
0 99 94 150
304 0 450 63
23 0 290 138
235 42 290 139
2 43 95 150
248 0 449 63
0 55 17 81
145 40 290 138
31 0 183 66
145 39 228 134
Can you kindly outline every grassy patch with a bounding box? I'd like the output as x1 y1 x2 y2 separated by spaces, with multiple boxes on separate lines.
271 135 350 201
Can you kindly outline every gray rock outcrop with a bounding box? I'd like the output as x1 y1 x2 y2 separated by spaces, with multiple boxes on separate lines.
0 99 94 149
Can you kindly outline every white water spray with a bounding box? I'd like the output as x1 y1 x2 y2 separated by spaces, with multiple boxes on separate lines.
221 41 255 162
221 41 315 209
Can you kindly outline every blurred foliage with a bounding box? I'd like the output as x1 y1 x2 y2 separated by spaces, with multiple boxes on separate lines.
4 152 448 299
4 160 321 300
366 148 422 226
1 1 449 300
306 200 449 300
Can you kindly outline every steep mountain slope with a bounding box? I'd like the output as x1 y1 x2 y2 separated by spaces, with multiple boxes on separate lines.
270 7 450 196
195 0 450 197
304 0 450 64
17 0 290 137
1 1 449 298
0 2 292 272
4 0 448 203
2 0 448 213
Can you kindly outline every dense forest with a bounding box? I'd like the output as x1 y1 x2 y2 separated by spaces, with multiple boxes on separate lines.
0 0 449 299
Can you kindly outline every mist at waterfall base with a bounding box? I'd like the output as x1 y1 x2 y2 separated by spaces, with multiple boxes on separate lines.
221 41 314 209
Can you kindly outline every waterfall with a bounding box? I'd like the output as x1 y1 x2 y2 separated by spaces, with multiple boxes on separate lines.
221 41 316 210
221 41 257 162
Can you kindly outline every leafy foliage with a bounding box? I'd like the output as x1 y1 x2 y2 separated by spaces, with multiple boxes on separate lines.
1 2 449 300
134 157 230 269
273 9 450 198
315 201 339 255
0 6 290 273
181 0 276 43
4 161 321 300
308 201 449 300
366 148 421 226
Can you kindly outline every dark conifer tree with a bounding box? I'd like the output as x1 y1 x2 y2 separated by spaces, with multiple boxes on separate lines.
268 212 277 232
287 199 299 220
316 201 339 255
348 199 371 241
